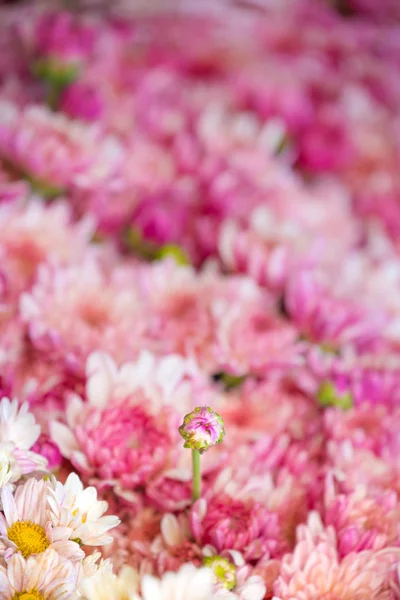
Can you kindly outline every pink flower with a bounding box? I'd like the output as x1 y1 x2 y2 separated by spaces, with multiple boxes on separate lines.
0 199 93 299
31 435 62 472
286 269 388 352
219 219 290 292
51 393 177 496
0 101 120 195
20 259 144 370
219 378 320 444
190 495 285 560
145 476 192 513
179 406 225 454
149 513 203 575
325 486 400 555
273 513 400 600
212 301 304 376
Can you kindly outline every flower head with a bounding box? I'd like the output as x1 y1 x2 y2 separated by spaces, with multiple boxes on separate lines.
179 407 225 454
49 472 120 547
0 397 40 450
78 561 139 600
0 548 78 600
0 478 84 563
203 555 236 590
0 398 48 489
141 563 215 600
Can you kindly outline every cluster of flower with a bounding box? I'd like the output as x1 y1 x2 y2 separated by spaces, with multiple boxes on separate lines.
1 0 400 598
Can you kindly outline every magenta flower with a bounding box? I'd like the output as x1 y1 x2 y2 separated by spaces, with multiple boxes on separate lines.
178 407 225 455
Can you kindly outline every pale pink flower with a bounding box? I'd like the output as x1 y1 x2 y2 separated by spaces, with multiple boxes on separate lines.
0 548 78 599
150 513 203 575
20 259 143 370
50 351 220 504
325 485 400 555
219 378 320 444
78 350 208 417
0 397 47 487
286 269 388 352
324 403 400 465
133 260 216 368
101 505 161 573
273 513 400 600
0 442 46 490
0 101 121 194
218 219 290 292
0 199 93 298
212 301 304 376
0 477 84 563
328 439 400 500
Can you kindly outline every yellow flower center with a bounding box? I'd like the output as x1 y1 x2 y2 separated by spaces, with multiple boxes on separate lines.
7 521 50 558
13 591 45 600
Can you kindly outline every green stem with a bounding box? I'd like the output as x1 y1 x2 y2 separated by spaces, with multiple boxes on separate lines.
47 82 62 111
192 449 201 502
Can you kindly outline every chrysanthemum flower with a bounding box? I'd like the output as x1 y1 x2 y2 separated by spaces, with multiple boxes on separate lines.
31 436 62 472
0 398 47 488
0 199 93 299
0 101 120 196
78 561 140 600
212 301 304 376
20 260 143 369
141 563 216 600
0 397 40 451
150 513 203 574
202 546 266 600
0 442 47 490
50 380 177 496
190 495 284 560
49 472 120 546
285 269 388 352
219 378 320 444
0 478 84 562
325 484 400 555
0 548 78 600
273 532 400 600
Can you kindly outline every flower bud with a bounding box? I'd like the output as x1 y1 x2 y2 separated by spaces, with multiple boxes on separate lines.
178 406 225 454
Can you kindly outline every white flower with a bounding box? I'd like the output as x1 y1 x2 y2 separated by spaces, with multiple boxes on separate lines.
0 441 48 492
0 397 40 449
48 472 120 546
79 561 140 600
0 397 47 490
202 546 266 600
0 444 14 488
141 564 216 600
0 548 78 599
0 477 84 563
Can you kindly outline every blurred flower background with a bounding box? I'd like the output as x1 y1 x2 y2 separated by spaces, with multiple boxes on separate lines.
0 0 400 598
